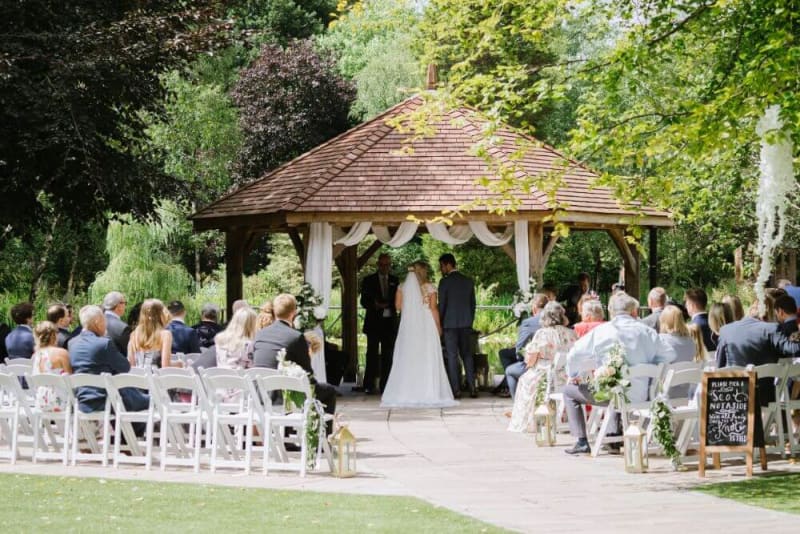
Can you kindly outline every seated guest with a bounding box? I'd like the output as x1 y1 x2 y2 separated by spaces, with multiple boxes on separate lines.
573 298 605 337
560 272 591 325
722 294 745 321
563 293 677 454
685 288 716 352
507 302 576 432
641 287 666 331
70 305 148 413
46 304 73 348
102 291 131 354
708 301 734 348
127 299 177 368
193 303 223 349
216 307 257 370
5 301 35 359
659 306 703 398
166 300 201 355
502 294 549 398
252 294 336 416
31 321 72 411
257 301 275 330
127 301 143 330
687 324 707 363
774 295 798 336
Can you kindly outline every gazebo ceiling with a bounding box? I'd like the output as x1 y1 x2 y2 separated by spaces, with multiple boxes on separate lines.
192 95 672 231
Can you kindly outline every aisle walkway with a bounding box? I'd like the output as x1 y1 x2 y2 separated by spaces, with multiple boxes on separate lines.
2 396 798 533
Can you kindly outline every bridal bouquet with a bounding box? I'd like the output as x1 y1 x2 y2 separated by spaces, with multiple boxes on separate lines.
590 342 630 403
294 283 326 330
511 277 538 318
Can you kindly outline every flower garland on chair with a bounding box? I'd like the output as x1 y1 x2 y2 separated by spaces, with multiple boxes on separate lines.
590 342 630 403
276 348 321 468
650 394 681 469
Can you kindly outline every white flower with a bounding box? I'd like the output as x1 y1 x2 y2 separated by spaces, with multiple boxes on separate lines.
293 316 303 330
276 348 287 363
312 306 326 320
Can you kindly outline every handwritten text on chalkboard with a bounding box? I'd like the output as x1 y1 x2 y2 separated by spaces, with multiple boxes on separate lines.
705 378 749 446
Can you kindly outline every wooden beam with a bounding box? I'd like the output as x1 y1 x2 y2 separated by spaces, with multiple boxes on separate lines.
501 243 515 262
543 232 559 266
528 222 544 285
608 229 640 300
648 227 658 290
224 229 247 320
288 227 306 269
192 212 287 232
337 246 360 381
357 240 383 271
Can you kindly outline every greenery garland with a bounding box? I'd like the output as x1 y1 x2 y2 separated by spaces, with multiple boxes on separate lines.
650 396 681 468
277 349 321 469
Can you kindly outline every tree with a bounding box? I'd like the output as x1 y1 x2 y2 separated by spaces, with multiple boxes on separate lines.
228 0 336 44
231 40 356 181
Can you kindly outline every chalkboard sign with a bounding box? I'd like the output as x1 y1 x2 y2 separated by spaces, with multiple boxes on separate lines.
698 369 764 478
704 376 751 446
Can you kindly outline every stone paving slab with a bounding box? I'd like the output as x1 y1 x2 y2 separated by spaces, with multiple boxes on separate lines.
1 395 799 533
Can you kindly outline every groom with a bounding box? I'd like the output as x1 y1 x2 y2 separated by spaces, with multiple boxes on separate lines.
438 253 477 399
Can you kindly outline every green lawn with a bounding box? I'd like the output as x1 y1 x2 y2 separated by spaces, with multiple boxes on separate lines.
695 474 800 515
0 473 507 533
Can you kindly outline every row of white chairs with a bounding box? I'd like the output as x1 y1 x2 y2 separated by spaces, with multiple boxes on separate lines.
0 364 333 477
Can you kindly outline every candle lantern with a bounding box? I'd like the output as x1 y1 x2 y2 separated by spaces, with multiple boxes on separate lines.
623 420 648 473
534 402 557 447
329 424 357 478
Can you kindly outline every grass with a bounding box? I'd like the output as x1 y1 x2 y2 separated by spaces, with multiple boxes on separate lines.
695 474 800 515
0 473 507 533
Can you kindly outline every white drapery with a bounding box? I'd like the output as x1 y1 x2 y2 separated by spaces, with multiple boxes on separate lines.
333 222 372 246
304 222 333 312
373 221 419 247
514 221 530 293
425 222 472 245
468 221 514 246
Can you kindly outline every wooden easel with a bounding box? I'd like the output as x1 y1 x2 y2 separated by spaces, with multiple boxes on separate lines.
698 369 767 478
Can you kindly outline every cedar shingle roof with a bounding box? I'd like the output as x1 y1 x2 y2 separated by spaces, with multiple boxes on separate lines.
192 95 670 226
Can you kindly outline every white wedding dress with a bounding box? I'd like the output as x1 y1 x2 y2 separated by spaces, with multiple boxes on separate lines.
381 272 459 409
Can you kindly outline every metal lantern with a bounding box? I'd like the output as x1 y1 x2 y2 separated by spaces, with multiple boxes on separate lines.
329 424 357 478
623 420 648 473
534 402 557 447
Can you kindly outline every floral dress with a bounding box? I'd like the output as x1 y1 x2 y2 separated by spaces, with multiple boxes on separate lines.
32 348 67 412
508 325 577 433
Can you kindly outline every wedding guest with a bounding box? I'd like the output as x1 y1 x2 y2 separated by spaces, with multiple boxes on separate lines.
31 321 72 411
127 301 143 329
501 293 549 398
5 302 35 358
508 302 577 433
216 307 257 371
687 324 707 362
573 298 605 337
193 303 223 349
46 303 72 349
659 306 700 398
166 300 201 355
257 301 275 330
563 293 677 454
708 301 734 347
231 299 250 315
127 299 176 368
641 287 667 331
561 272 591 325
722 295 745 321
774 295 798 336
360 253 399 394
684 288 715 352
102 291 130 354
70 305 148 414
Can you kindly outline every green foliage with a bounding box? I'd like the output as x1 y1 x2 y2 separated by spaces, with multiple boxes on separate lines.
229 0 336 44
695 474 800 515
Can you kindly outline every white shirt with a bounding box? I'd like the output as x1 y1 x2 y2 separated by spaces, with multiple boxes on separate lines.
566 314 677 403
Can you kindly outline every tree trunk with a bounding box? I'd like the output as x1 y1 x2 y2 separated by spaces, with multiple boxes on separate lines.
29 213 60 303
65 241 80 299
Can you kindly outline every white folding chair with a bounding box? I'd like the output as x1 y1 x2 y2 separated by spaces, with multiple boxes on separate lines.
256 374 332 477
0 372 25 464
26 373 73 465
203 373 253 474
126 367 149 377
4 358 33 368
657 367 703 456
104 373 158 469
150 373 204 473
156 367 196 377
662 361 702 400
781 362 800 454
754 362 789 457
67 374 112 466
200 367 244 379
544 350 570 433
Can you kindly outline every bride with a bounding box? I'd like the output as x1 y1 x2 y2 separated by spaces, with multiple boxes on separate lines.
381 261 458 408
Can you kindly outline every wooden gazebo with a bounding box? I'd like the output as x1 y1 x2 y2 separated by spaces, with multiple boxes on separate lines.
192 95 672 375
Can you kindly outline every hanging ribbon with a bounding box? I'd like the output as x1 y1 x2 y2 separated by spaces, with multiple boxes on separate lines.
372 221 419 247
425 222 473 245
304 222 333 313
468 222 514 246
514 221 530 293
333 222 372 246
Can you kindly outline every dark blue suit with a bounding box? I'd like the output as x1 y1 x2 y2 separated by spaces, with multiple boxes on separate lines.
69 330 149 413
502 314 543 398
439 270 477 395
5 325 34 359
167 320 201 354
691 312 716 352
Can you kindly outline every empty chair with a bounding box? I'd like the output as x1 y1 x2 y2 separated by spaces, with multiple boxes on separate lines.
150 373 205 473
67 374 112 466
26 373 73 465
781 363 800 454
203 373 253 474
754 363 789 457
104 373 158 469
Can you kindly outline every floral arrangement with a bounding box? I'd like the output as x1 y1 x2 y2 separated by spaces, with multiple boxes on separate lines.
511 277 538 318
590 342 630 403
277 348 322 468
294 282 326 330
650 395 681 468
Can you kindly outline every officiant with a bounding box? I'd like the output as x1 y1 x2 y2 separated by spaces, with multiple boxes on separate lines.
360 253 399 394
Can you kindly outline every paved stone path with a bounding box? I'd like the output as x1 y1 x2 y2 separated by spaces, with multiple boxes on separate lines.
2 396 798 533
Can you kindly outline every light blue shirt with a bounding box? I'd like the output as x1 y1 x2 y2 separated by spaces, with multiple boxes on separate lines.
566 314 677 402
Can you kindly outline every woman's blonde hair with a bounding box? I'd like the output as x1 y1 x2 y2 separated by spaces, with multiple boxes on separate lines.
304 331 323 354
215 307 258 353
659 305 689 336
722 295 745 321
132 299 169 350
33 321 58 350
687 323 706 362
708 302 733 335
257 301 275 330
412 260 430 285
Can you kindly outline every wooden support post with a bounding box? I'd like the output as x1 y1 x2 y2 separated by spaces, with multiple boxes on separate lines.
225 228 247 320
357 240 383 270
288 227 307 271
528 222 544 285
790 249 797 284
648 227 658 290
608 229 640 301
338 246 360 381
